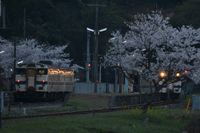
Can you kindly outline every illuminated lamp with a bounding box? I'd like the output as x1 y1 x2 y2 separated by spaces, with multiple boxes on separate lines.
159 71 166 78
176 72 180 77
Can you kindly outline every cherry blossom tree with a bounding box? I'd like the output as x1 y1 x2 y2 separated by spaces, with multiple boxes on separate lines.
0 38 83 77
104 11 200 113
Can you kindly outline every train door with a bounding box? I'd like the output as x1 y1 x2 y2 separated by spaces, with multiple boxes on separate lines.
26 69 36 91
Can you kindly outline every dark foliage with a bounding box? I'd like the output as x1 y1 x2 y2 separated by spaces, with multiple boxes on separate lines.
170 0 200 29
0 0 196 81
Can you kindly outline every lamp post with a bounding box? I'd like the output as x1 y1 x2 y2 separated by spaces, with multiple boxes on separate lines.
87 3 106 93
85 28 93 83
86 27 107 92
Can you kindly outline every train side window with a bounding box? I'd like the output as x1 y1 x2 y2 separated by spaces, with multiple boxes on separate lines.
37 69 48 75
16 68 26 75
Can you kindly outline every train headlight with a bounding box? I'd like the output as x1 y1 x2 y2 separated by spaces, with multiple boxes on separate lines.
42 80 45 87
16 80 20 88
176 72 180 77
159 71 166 81
159 71 166 78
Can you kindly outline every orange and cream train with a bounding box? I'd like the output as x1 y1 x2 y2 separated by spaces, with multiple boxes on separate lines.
15 62 74 101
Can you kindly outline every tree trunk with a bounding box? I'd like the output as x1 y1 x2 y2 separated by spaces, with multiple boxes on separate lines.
142 102 151 115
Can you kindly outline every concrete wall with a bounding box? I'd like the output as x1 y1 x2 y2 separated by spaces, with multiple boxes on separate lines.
0 92 4 109
109 94 161 107
192 95 200 111
74 82 123 93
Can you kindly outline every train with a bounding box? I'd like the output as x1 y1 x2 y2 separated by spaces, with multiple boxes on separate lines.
159 71 182 101
159 81 181 101
133 74 181 101
14 61 74 101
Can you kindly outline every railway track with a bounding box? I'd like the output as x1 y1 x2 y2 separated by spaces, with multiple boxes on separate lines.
2 101 181 120
4 100 64 109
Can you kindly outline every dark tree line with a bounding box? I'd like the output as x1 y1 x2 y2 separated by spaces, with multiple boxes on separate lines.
0 0 198 81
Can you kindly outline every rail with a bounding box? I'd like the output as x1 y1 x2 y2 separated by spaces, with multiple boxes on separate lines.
2 101 180 120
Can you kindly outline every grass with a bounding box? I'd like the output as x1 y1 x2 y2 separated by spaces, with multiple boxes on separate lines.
178 94 192 102
1 94 199 132
178 93 200 102
0 107 196 133
2 94 111 117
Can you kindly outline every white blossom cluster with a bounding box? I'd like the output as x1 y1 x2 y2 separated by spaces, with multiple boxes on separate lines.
0 38 83 77
104 11 200 87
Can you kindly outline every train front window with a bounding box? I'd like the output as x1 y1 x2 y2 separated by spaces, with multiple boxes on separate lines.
37 69 48 75
16 68 26 75
28 69 35 77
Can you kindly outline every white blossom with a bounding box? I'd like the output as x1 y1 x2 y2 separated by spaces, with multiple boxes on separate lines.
0 38 83 77
104 11 200 90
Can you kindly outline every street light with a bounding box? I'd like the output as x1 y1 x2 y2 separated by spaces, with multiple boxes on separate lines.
87 27 107 35
98 28 107 34
17 60 23 64
141 49 146 51
87 27 107 93
87 27 94 32
109 37 115 40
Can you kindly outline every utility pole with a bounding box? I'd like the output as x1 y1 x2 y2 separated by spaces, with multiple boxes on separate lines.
0 0 6 30
0 0 2 128
114 68 118 93
0 0 1 28
0 75 1 129
106 66 110 94
23 8 26 39
99 64 101 95
121 72 123 93
87 3 106 93
13 38 16 91
85 29 91 83
2 5 5 29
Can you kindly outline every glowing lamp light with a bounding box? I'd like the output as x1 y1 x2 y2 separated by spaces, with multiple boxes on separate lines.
42 80 45 83
185 70 188 74
160 71 166 78
176 73 180 77
88 63 91 67
17 80 20 83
